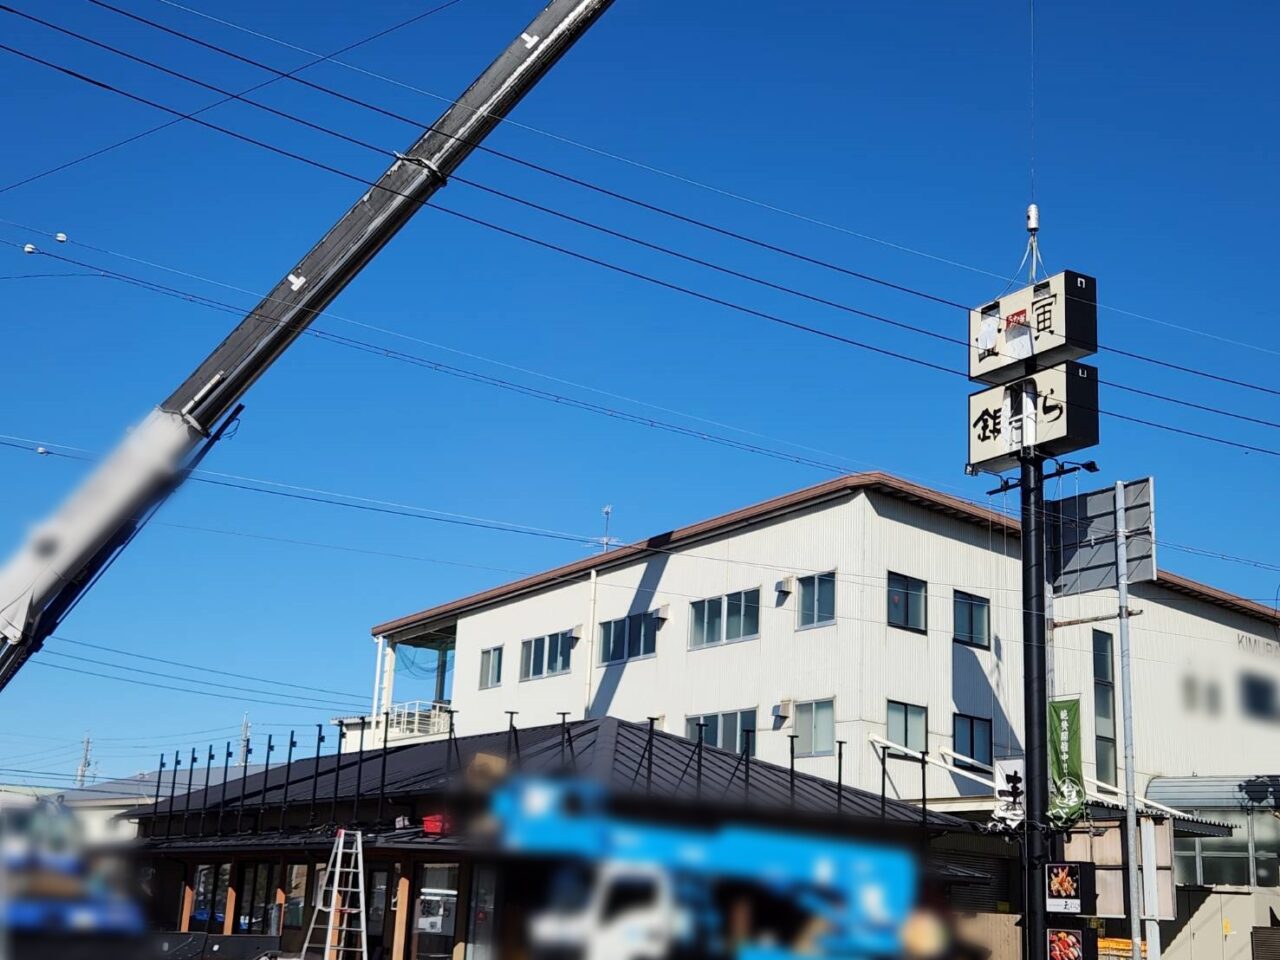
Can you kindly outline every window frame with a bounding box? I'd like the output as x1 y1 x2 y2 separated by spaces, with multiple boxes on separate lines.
953 590 990 648
952 712 993 767
478 646 503 690
796 572 837 630
598 612 659 666
282 863 309 929
886 699 928 753
684 708 757 756
689 588 761 649
887 572 928 634
519 630 573 681
792 697 836 758
1093 629 1117 786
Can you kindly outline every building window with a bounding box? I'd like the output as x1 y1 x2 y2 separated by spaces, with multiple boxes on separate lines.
1241 673 1280 722
691 589 760 648
887 700 927 752
888 573 927 632
520 631 573 680
283 864 308 928
952 713 993 766
479 646 502 689
1093 630 1116 785
793 699 835 757
953 591 990 648
599 612 658 665
797 572 835 628
191 863 230 934
685 709 757 755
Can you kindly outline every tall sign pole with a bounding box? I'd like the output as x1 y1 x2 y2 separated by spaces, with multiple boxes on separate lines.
965 217 1099 960
1022 454 1050 959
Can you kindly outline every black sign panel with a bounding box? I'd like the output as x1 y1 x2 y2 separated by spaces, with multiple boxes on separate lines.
1046 861 1097 915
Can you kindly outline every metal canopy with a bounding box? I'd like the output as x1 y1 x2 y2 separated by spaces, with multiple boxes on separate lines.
1046 478 1156 597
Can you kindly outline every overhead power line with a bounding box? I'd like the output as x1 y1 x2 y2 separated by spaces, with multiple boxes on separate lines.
62 0 1280 378
47 635 368 700
0 0 467 195
3 430 1278 621
40 649 365 711
28 659 367 712
0 46 1275 462
145 0 1280 360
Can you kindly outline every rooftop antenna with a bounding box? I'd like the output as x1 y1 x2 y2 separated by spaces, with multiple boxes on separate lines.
237 712 252 766
597 505 620 553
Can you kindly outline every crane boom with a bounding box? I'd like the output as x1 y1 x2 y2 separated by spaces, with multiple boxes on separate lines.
0 0 615 691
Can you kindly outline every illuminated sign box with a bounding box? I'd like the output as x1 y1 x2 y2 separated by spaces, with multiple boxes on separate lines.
968 361 1099 474
969 271 1098 385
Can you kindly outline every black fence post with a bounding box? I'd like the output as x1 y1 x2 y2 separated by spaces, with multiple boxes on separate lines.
256 735 275 833
645 718 657 795
217 742 232 835
165 750 180 839
151 754 166 837
351 720 367 823
743 730 753 803
377 713 389 826
329 721 345 826
198 746 214 837
279 731 296 833
788 734 798 808
695 723 706 800
182 748 196 836
308 724 325 827
880 744 888 822
236 738 252 834
836 740 845 813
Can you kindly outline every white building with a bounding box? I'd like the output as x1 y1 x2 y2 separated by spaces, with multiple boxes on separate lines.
353 472 1279 940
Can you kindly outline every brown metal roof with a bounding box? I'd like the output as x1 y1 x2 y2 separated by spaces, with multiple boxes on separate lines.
371 471 1279 637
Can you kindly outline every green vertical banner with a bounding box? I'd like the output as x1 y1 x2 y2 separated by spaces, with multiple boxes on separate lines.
1048 697 1085 826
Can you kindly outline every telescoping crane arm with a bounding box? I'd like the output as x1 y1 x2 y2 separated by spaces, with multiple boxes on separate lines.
0 0 616 692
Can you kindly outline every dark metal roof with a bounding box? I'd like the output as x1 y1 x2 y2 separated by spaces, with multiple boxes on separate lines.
372 472 1280 639
138 717 964 835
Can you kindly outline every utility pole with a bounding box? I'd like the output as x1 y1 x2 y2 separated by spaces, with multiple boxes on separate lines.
75 733 92 788
1021 454 1049 960
238 713 251 766
1115 481 1146 960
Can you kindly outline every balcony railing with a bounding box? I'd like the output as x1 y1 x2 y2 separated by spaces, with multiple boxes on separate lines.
387 700 451 741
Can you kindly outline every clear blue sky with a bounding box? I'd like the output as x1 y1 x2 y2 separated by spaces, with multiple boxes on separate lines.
1 0 1276 781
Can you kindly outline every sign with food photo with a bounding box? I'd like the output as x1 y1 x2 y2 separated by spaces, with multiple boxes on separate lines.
1046 862 1082 913
1047 927 1097 960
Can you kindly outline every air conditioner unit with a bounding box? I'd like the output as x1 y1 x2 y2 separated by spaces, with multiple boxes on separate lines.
776 576 794 595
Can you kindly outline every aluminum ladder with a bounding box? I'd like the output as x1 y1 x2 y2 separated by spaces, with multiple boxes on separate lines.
302 828 368 960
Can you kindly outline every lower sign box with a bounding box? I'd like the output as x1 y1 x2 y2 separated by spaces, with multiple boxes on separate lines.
1048 926 1097 960
1046 861 1097 916
967 361 1099 474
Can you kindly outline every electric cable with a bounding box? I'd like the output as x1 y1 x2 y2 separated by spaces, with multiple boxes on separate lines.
0 0 467 195
46 635 369 700
26 658 366 711
53 0 1280 383
141 0 1280 362
0 42 1275 463
39 649 368 711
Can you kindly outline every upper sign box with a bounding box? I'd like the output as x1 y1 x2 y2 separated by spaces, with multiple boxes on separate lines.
969 271 1098 385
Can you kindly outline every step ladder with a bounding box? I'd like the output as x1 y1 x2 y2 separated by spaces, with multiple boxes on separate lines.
302 828 368 960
